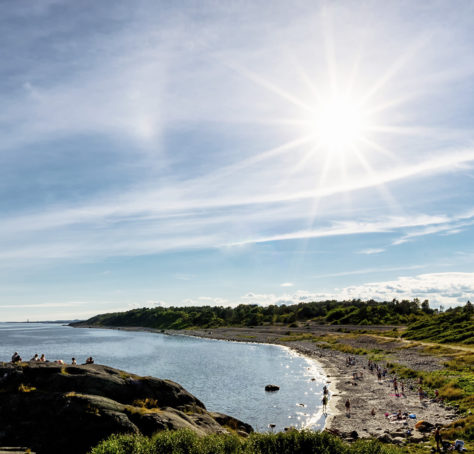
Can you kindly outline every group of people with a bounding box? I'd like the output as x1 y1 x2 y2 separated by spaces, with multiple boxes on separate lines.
345 356 356 366
321 385 329 414
11 352 94 365
28 353 48 362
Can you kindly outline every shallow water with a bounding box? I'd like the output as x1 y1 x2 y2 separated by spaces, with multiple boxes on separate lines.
0 322 326 432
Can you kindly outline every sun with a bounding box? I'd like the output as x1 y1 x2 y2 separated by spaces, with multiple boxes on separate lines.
307 94 370 155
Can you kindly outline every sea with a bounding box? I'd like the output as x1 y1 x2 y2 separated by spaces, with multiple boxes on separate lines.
0 322 327 432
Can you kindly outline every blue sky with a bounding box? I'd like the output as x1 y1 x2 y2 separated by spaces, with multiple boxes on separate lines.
1 0 473 321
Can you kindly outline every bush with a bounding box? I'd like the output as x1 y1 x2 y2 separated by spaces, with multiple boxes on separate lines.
90 434 154 454
90 429 404 454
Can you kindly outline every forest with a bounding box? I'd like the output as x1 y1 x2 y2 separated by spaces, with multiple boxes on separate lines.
74 299 473 344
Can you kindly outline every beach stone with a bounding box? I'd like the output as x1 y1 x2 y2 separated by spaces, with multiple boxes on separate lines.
378 434 392 443
392 437 405 445
415 420 435 432
408 432 425 442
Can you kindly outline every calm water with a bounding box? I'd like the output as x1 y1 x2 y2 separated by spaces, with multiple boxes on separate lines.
0 323 326 432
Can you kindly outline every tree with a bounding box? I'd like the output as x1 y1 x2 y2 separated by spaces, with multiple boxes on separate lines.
421 300 432 314
464 300 473 315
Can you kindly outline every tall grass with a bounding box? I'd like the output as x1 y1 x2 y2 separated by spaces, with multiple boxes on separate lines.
90 429 404 454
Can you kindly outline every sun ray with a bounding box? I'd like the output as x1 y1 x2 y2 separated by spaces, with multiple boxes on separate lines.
360 35 429 105
360 137 399 162
351 145 402 214
225 62 313 112
321 6 339 95
206 135 314 184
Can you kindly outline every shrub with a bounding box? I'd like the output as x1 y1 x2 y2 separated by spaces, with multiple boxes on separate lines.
90 429 405 454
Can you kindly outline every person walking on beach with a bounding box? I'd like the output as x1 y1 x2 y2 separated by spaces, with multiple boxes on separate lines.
322 395 328 414
345 399 351 417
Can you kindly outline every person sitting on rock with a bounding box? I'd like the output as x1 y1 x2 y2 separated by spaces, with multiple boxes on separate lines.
71 357 77 365
30 353 40 361
85 356 94 364
40 354 46 362
11 352 21 363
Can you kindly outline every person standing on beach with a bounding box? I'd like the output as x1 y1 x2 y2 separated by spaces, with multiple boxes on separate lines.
434 426 442 452
345 399 351 417
418 386 424 400
322 395 328 414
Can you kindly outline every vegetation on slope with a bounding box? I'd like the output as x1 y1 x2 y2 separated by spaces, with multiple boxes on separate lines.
76 299 431 328
75 300 473 345
402 301 473 344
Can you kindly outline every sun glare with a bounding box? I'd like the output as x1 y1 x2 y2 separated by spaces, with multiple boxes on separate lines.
308 95 369 154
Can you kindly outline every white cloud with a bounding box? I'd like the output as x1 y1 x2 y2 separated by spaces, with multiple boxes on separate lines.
281 282 294 287
232 272 474 309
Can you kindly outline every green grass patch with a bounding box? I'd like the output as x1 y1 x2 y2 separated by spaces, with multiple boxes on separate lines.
90 429 404 454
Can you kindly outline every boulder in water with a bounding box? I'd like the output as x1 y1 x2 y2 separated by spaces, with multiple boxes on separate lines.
264 384 280 392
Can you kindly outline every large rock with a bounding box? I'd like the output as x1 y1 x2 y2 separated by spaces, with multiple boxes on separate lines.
0 362 252 454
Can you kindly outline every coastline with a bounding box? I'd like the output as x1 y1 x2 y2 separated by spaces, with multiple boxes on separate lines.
73 324 461 442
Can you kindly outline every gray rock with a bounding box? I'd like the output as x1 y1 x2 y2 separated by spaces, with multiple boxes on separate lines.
392 437 405 445
0 362 253 454
378 434 392 443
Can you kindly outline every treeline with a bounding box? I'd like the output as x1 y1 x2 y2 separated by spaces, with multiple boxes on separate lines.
402 301 473 344
75 298 440 330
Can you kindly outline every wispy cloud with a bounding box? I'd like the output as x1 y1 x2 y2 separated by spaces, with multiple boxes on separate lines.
0 1 473 318
358 248 385 255
0 301 86 309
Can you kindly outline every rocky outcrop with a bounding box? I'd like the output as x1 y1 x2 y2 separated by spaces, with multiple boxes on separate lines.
0 362 252 454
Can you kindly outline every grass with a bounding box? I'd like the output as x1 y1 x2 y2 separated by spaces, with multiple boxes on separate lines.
133 398 159 409
90 429 405 454
125 405 162 416
17 383 36 393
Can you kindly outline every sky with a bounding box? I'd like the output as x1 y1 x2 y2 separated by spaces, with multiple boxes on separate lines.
0 0 473 321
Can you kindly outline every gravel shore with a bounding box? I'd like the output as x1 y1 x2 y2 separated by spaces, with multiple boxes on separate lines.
166 324 463 444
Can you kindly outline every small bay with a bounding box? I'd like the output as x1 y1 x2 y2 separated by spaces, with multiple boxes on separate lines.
0 322 326 432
